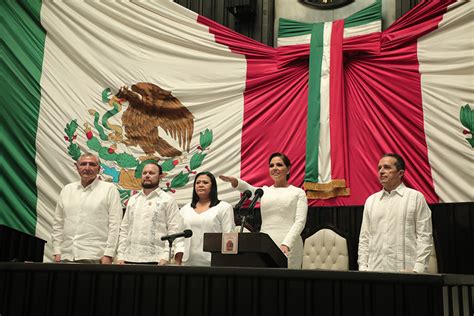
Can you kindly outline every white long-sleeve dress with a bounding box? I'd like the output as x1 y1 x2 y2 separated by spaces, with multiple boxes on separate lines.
237 179 308 269
180 201 235 266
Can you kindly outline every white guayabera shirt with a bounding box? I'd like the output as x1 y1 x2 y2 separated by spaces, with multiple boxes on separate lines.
51 177 122 260
117 189 184 263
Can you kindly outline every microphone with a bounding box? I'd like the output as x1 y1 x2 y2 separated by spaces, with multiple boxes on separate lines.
234 190 252 210
247 188 264 212
161 229 193 241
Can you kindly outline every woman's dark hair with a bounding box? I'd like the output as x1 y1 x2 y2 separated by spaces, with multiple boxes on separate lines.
268 152 291 180
191 171 220 208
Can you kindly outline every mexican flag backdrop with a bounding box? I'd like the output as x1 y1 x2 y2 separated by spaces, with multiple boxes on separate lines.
1 0 472 261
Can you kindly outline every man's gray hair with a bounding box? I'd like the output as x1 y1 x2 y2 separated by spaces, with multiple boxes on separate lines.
77 152 101 165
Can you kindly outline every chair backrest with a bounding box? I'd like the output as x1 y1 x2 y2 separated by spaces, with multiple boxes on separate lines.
302 228 349 270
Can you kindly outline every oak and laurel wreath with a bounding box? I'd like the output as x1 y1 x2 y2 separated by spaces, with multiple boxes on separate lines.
63 88 213 202
460 104 473 148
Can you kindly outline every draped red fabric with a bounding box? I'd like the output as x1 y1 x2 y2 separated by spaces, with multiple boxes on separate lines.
276 44 310 68
381 0 457 51
199 15 308 189
198 1 454 205
343 32 380 55
332 1 452 205
341 42 436 205
329 20 347 183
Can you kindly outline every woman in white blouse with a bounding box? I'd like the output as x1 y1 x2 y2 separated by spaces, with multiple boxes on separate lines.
181 171 235 266
220 152 308 269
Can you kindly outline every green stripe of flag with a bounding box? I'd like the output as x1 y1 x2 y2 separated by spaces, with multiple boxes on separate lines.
344 0 381 28
278 1 381 39
305 23 325 183
278 18 314 38
0 1 45 234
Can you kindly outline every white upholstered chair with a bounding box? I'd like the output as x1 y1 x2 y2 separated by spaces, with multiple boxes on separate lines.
302 226 349 270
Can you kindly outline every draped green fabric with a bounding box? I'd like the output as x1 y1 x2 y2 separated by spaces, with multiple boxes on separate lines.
305 24 325 183
277 1 382 193
344 0 381 28
278 18 314 38
278 1 381 39
0 1 45 234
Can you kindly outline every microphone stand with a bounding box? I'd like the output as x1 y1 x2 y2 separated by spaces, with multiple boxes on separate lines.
240 190 263 233
234 191 252 233
166 238 176 263
239 214 248 234
235 205 250 234
238 208 254 233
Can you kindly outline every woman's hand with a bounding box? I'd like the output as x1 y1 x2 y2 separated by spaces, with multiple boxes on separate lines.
219 175 238 188
280 245 290 256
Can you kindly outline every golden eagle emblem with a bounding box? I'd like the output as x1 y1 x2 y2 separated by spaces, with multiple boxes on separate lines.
116 82 194 158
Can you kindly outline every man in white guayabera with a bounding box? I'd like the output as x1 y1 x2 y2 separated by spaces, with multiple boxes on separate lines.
51 153 122 264
117 162 184 265
358 153 433 273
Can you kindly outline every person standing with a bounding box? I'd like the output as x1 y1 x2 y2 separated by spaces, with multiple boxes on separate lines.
358 153 433 273
180 171 235 266
51 153 122 264
117 162 184 265
220 152 308 269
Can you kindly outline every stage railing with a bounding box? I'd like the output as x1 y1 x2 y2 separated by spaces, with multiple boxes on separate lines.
1 263 472 316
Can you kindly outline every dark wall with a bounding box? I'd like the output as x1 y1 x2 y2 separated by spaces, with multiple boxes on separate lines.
0 225 46 262
430 202 474 273
175 0 421 47
174 0 274 46
304 202 474 274
396 0 421 18
242 202 474 274
174 0 423 47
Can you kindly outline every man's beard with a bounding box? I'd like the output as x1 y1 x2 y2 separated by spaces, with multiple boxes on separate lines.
142 180 159 189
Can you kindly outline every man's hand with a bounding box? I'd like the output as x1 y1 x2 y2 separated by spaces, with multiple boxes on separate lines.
116 260 125 265
280 245 290 256
158 259 168 266
174 252 183 266
54 254 61 262
100 256 113 264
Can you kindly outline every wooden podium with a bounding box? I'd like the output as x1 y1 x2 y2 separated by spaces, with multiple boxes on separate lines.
203 232 287 268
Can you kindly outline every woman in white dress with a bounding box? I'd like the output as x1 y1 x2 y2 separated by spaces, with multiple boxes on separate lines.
220 152 308 269
181 171 235 266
